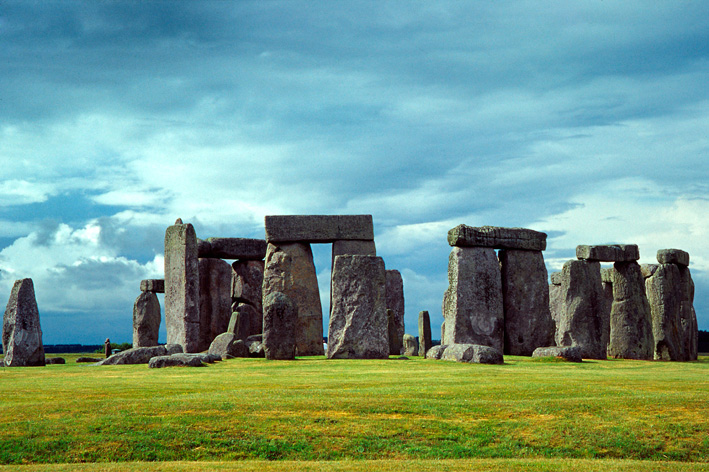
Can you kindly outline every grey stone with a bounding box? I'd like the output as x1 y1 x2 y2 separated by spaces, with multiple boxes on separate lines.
548 283 564 331
499 249 553 356
386 270 405 356
231 260 264 312
76 357 102 363
140 279 165 293
440 321 446 345
608 261 654 360
2 279 45 367
198 258 232 351
679 266 698 361
657 249 690 267
148 353 206 368
208 332 249 359
245 334 265 358
532 346 582 362
425 345 447 360
600 268 614 284
576 244 639 262
549 271 563 286
132 291 161 348
164 222 201 352
418 311 432 357
447 225 546 251
46 357 66 365
332 239 376 258
442 247 504 352
402 334 418 356
328 255 388 359
265 215 374 243
646 263 683 361
100 344 183 365
262 242 324 356
641 264 660 279
227 303 262 341
600 272 613 352
263 292 297 360
440 343 504 364
199 237 267 260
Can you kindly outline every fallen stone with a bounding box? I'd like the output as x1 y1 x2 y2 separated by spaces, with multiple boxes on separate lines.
600 270 613 353
231 260 264 312
532 346 582 362
402 334 418 356
447 225 546 251
265 215 374 243
425 345 447 360
133 291 161 348
386 270 405 356
418 311 432 357
646 263 683 361
263 292 297 360
657 249 690 267
46 357 66 365
548 282 564 331
2 278 45 367
208 332 249 359
140 279 165 293
440 321 446 345
148 353 206 368
76 357 102 363
198 237 267 260
549 271 563 285
440 343 503 364
576 244 639 262
227 303 262 341
99 344 183 365
608 261 654 360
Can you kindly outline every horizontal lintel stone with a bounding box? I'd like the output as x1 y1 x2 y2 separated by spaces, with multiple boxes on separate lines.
140 279 165 293
576 244 639 262
656 249 690 266
447 225 546 251
265 215 374 243
198 238 267 260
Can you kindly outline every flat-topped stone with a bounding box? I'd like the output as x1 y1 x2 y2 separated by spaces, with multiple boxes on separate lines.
447 225 546 251
265 215 374 243
198 238 267 260
657 249 690 266
140 279 165 293
576 244 639 262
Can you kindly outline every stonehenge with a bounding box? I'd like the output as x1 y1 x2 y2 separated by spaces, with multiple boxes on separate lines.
3 278 45 367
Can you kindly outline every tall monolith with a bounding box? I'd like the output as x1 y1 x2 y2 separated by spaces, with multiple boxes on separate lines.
133 291 160 348
386 270 405 356
608 261 653 360
2 279 45 367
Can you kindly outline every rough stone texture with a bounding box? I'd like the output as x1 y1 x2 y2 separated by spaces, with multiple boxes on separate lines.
386 270 405 356
262 292 297 360
100 344 183 365
46 357 66 365
227 303 262 341
657 249 690 267
402 334 418 356
197 237 267 260
550 271 563 286
641 264 659 279
140 279 165 293
198 258 233 351
245 334 265 358
418 311 432 357
608 261 654 360
328 255 388 359
76 357 102 363
447 225 547 251
148 353 207 368
600 268 614 284
332 239 376 258
262 242 324 356
548 283 563 331
164 222 201 352
679 266 698 361
2 279 45 367
646 263 683 361
442 247 504 353
231 260 264 312
440 343 504 364
265 215 374 243
425 345 447 360
208 332 249 359
532 346 582 362
499 249 553 356
576 244 639 262
132 291 161 348
556 260 606 359
600 271 613 353
440 321 446 345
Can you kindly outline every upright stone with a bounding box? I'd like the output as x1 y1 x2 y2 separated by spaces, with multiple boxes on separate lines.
164 221 200 352
231 260 265 312
262 292 297 360
440 320 446 345
608 261 653 360
499 249 553 355
548 272 563 331
262 242 324 356
402 334 418 356
228 303 263 341
678 265 698 361
265 215 374 243
645 263 683 360
328 255 388 359
2 279 44 367
599 268 614 351
198 258 232 351
418 310 432 357
386 270 405 356
132 291 160 348
442 247 504 353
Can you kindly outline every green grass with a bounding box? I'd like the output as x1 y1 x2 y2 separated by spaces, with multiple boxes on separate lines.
1 354 708 471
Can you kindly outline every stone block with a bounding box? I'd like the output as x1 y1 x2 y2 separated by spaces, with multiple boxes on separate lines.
262 292 297 360
439 343 503 364
227 303 262 341
549 271 563 286
231 260 264 312
447 225 546 251
100 344 183 365
657 249 690 266
140 279 165 293
608 261 653 360
386 269 405 356
678 266 698 361
199 238 267 260
425 345 447 360
641 264 659 279
132 291 161 348
332 239 376 258
646 264 683 361
402 334 418 356
208 332 249 359
576 244 639 262
148 353 206 368
2 278 45 367
265 215 374 243
198 258 232 351
532 346 582 362
418 311 432 357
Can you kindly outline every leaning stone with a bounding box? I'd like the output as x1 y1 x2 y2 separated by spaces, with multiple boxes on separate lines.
231 260 265 312
200 238 267 260
678 266 698 361
328 255 388 359
2 278 45 367
140 279 165 293
576 244 639 262
46 357 66 365
532 346 582 362
228 303 262 341
549 271 563 286
425 345 447 360
262 292 297 360
646 264 683 361
440 321 446 345
148 353 206 368
608 261 654 360
265 215 374 243
447 225 546 251
657 249 690 267
386 270 405 356
440 343 503 364
76 357 103 363
133 291 161 348
402 334 418 356
100 344 183 365
209 333 249 359
198 258 232 351
418 311 432 357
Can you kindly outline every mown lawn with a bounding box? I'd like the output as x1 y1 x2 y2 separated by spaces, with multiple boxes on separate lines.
0 354 707 471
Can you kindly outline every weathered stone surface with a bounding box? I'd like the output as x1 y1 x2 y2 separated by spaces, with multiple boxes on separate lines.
442 247 504 352
76 357 102 363
679 266 698 361
550 271 563 285
641 264 659 279
231 260 264 312
548 283 563 331
576 244 639 262
2 279 45 367
499 249 553 356
263 292 297 360
555 260 606 359
198 258 232 351
402 334 418 356
133 291 161 348
386 270 405 356
328 255 388 359
227 303 262 341
418 311 432 357
447 225 546 251
164 222 200 352
245 334 265 358
265 215 374 243
262 242 324 356
199 237 267 260
646 263 683 361
600 271 613 352
608 261 654 360
46 357 66 365
440 343 504 364
440 321 446 345
100 344 183 365
600 268 614 284
532 346 582 362
208 332 249 359
425 344 447 360
657 249 690 267
148 353 206 368
140 279 165 293
332 239 376 259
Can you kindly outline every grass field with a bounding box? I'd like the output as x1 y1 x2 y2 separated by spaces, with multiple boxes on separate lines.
1 353 708 471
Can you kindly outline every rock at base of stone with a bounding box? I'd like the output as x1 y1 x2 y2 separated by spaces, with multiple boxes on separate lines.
208 332 249 359
447 225 547 251
418 311 432 357
386 270 405 356
402 334 418 356
657 249 690 267
231 260 265 312
439 343 504 364
532 346 582 362
133 291 161 348
263 292 297 360
99 344 183 365
576 244 639 262
3 278 45 367
608 261 654 360
46 357 66 365
148 353 207 368
425 345 447 360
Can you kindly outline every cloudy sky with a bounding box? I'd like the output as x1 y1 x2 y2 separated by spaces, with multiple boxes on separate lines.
1 1 708 345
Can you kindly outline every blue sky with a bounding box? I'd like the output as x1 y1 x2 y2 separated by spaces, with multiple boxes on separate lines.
1 1 708 344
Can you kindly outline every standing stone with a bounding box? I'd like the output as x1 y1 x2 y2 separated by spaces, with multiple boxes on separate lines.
262 242 324 356
227 303 263 341
231 260 265 313
328 255 388 359
104 338 111 358
678 266 698 361
418 310 432 357
386 270 405 356
198 258 232 351
132 291 160 348
440 321 446 345
608 261 653 360
402 334 418 356
556 260 606 359
262 292 297 360
600 268 614 352
2 279 44 367
442 247 504 353
164 221 200 352
645 263 683 361
499 249 553 355
548 272 563 331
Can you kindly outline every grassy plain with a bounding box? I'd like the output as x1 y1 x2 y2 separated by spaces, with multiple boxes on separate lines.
0 353 707 471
